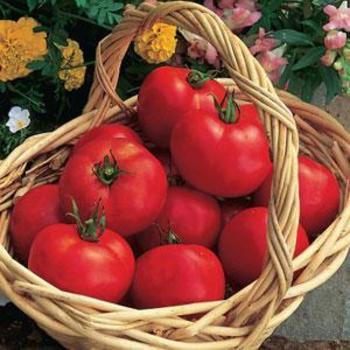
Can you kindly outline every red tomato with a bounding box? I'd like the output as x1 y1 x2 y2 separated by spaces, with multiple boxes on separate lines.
131 244 225 308
136 186 221 252
218 207 309 287
74 124 142 153
59 139 168 237
171 102 271 197
29 223 135 303
253 156 340 237
220 197 251 227
138 66 226 148
10 184 62 263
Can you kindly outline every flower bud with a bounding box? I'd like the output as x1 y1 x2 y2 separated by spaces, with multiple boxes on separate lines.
324 30 347 50
320 50 337 66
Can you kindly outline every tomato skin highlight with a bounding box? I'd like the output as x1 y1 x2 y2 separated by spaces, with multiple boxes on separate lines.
136 186 221 252
218 207 309 287
171 103 271 197
131 244 225 308
59 138 168 237
138 66 226 148
29 224 135 303
253 156 340 237
10 184 63 263
74 124 142 153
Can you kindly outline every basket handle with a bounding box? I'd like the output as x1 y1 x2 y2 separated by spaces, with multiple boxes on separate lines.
85 1 300 346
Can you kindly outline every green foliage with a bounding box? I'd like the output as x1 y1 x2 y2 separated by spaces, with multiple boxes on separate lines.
75 0 123 26
0 0 347 159
0 125 31 159
273 30 314 46
250 0 345 103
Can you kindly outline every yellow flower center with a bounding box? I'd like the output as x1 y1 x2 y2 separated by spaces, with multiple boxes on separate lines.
15 119 26 129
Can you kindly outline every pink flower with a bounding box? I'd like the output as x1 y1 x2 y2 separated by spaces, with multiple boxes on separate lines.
320 49 337 66
218 0 235 9
204 0 261 33
236 0 257 11
324 30 347 50
203 0 223 16
257 47 288 83
222 7 261 32
323 4 350 32
250 28 277 55
181 29 220 67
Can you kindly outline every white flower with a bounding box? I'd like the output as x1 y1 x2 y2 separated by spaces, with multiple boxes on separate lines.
6 107 31 133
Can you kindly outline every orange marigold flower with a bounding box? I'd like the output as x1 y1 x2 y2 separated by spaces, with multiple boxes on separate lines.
134 23 177 64
58 39 86 91
0 17 47 82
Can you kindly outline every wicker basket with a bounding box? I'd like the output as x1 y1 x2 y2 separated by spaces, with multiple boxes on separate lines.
0 2 350 349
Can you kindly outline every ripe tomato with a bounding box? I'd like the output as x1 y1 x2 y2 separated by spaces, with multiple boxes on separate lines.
59 139 168 237
171 101 271 197
10 184 63 263
74 124 142 153
131 244 225 308
138 66 226 148
220 197 251 227
218 207 309 287
136 186 221 252
29 221 135 303
253 156 340 237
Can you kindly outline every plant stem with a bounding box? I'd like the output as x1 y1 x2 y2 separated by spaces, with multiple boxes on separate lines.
57 10 113 31
0 0 26 14
7 83 44 109
59 60 96 71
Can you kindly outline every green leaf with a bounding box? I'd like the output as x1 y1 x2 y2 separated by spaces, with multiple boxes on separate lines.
75 0 88 7
27 0 38 11
288 74 304 96
27 60 47 71
273 30 314 46
319 66 342 103
292 47 325 71
83 0 124 26
268 0 284 11
301 72 322 102
302 20 324 35
0 82 6 93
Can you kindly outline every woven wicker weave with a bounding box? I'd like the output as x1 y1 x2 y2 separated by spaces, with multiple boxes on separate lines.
0 2 349 349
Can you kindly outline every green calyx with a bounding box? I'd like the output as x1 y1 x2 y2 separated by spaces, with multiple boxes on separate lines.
213 92 240 124
187 69 218 89
155 223 181 245
94 150 120 186
67 199 106 242
166 229 181 244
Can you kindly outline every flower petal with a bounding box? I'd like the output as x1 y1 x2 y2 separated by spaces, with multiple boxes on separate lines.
8 106 22 119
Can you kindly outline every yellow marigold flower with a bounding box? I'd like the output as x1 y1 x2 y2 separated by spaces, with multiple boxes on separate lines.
58 39 86 91
134 23 177 64
0 17 47 82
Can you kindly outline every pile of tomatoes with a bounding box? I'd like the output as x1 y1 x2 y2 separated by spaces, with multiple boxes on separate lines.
10 66 340 308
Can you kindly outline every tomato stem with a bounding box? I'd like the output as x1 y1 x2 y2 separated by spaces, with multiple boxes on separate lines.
213 91 240 124
187 69 218 88
67 199 106 242
155 222 181 245
94 150 121 186
166 230 181 244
